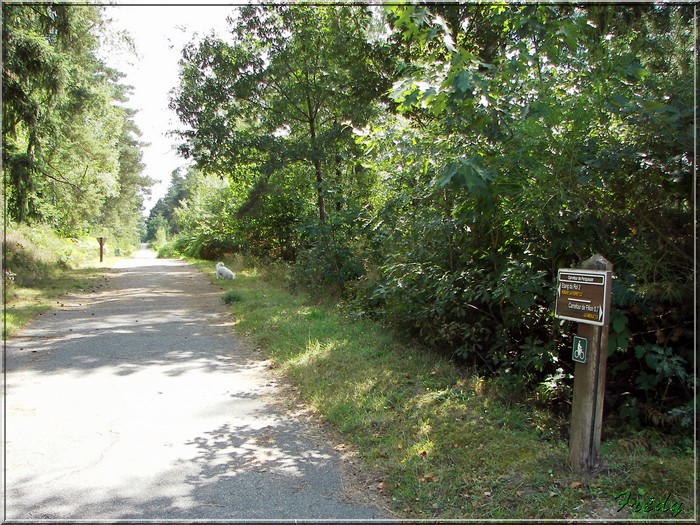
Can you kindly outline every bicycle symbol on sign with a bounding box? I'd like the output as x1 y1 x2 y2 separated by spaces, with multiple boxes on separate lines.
572 336 588 364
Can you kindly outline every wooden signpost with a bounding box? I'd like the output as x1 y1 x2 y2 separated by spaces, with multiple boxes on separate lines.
555 254 613 473
97 237 107 262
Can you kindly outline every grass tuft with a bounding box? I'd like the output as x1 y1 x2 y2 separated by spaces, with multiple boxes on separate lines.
222 290 244 304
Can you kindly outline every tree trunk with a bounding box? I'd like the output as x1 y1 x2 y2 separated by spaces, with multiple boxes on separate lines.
315 158 326 223
335 153 343 212
308 116 326 223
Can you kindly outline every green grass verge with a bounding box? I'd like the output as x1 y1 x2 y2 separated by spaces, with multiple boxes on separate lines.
3 224 132 338
3 266 119 338
161 254 700 519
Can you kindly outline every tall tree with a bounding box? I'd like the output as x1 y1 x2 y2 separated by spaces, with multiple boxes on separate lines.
145 167 188 239
171 4 392 224
3 2 150 238
98 105 153 248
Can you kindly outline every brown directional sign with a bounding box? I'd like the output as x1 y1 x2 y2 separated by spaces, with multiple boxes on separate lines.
555 269 611 326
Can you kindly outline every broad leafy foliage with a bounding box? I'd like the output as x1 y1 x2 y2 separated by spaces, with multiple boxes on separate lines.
360 3 694 428
170 4 391 226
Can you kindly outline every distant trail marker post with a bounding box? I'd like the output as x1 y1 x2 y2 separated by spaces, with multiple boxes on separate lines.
555 254 613 473
97 237 107 262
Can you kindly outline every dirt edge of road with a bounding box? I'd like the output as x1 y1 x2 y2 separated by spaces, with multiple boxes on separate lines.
227 328 400 520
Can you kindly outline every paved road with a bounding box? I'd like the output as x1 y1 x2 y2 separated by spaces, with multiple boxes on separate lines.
4 249 388 521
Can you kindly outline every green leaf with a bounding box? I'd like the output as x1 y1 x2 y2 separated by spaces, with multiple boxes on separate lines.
612 313 627 333
645 348 661 371
437 157 492 196
556 22 578 49
454 69 473 94
403 87 421 108
640 99 667 112
623 60 647 80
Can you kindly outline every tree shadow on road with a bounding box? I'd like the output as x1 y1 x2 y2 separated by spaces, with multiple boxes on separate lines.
6 408 388 520
5 259 259 377
4 257 391 521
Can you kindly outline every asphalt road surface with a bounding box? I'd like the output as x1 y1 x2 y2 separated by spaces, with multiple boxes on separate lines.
4 248 389 521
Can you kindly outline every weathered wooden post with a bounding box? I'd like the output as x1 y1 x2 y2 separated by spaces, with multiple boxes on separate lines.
555 254 613 473
97 237 107 262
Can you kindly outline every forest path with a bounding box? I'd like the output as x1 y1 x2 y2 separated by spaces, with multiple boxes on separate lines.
4 248 387 520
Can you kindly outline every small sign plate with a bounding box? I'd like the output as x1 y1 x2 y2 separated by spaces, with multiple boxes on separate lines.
555 269 610 326
572 336 588 364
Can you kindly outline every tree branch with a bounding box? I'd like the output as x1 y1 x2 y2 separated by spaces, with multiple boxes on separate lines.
38 161 84 191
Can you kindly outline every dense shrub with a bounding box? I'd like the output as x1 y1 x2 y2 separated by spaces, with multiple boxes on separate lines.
289 212 368 297
157 233 235 260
